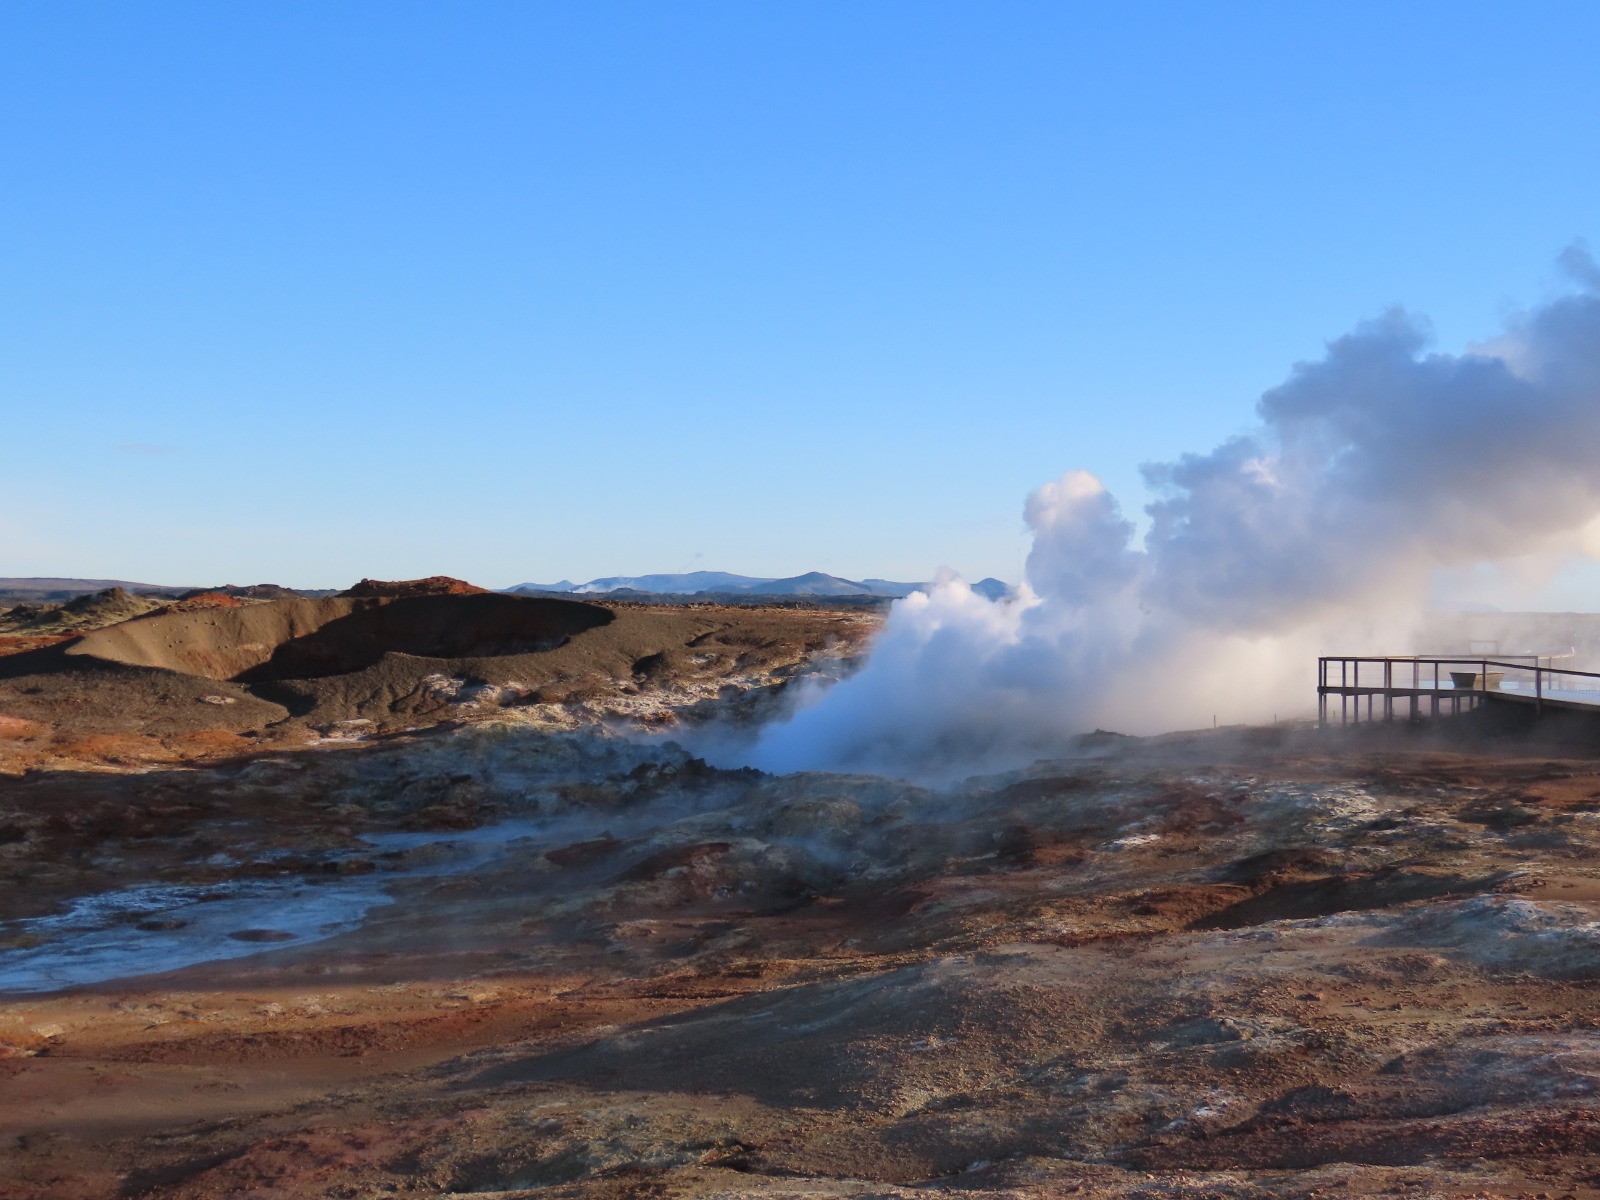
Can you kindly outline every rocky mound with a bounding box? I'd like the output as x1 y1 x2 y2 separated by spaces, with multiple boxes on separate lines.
0 593 880 769
339 576 488 598
163 591 245 611
176 583 312 601
0 587 165 639
52 594 612 683
58 597 371 680
62 586 142 617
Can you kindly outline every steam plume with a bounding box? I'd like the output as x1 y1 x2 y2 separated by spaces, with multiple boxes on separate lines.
743 251 1600 775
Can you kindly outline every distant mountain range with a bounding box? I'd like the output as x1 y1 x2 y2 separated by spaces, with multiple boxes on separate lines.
509 571 1013 601
0 577 196 596
0 578 335 603
1 573 1016 607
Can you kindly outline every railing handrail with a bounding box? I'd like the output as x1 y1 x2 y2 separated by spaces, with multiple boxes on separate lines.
1321 653 1571 662
1318 654 1600 683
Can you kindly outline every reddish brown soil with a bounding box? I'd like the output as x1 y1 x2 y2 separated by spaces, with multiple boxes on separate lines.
0 635 76 658
161 592 245 611
5 722 1600 1197
338 576 489 598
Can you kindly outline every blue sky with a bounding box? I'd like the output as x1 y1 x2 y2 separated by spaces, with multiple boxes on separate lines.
3 2 1597 589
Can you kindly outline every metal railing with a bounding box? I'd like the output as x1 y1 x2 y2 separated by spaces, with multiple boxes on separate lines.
1317 652 1598 725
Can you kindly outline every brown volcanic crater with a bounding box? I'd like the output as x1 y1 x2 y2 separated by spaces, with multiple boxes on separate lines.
0 583 879 758
62 594 614 683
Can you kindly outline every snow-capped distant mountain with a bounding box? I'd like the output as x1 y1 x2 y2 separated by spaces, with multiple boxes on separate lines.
574 571 774 594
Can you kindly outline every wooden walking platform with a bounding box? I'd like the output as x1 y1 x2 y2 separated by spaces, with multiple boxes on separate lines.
1318 653 1600 725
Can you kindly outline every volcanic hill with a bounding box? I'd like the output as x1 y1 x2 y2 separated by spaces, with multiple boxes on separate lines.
0 578 878 771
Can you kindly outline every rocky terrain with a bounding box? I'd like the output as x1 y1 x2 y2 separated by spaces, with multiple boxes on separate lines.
0 585 336 660
0 581 878 775
0 588 174 658
3 715 1600 1197
5 585 1600 1197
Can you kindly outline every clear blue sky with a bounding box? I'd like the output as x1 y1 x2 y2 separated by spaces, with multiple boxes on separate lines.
3 2 1596 589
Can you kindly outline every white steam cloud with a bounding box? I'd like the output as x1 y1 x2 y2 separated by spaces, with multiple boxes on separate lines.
743 251 1600 776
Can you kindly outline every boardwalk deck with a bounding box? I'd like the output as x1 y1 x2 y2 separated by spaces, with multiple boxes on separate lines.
1317 654 1600 725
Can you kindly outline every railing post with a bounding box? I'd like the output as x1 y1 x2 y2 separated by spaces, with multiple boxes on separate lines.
1536 664 1543 716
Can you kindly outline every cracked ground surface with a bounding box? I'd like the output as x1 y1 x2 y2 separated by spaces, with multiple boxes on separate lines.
4 720 1600 1197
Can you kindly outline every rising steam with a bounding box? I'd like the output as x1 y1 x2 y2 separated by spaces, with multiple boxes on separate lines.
742 250 1600 775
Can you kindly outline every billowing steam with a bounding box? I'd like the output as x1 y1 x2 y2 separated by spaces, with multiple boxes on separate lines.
742 250 1600 776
